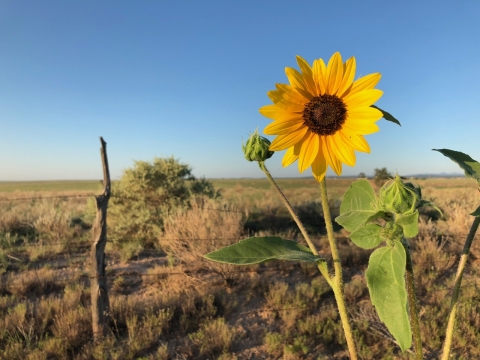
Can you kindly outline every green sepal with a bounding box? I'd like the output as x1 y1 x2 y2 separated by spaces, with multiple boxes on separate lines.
433 149 480 185
366 240 412 352
471 206 480 217
418 199 443 217
204 236 324 265
336 179 379 232
371 105 401 126
349 224 383 249
395 210 419 238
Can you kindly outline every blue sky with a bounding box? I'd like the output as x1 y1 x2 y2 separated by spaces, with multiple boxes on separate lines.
1 1 479 181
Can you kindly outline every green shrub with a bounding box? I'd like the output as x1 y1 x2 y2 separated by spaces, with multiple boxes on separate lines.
189 317 240 356
95 157 218 245
373 167 392 186
265 332 283 354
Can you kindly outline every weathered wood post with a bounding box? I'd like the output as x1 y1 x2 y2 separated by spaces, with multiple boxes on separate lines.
90 137 111 341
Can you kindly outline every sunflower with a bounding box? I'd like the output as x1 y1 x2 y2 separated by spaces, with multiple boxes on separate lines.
260 52 383 182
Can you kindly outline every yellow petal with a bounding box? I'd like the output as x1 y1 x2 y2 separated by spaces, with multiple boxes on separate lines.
282 146 299 167
343 89 383 109
264 119 305 135
333 158 343 175
331 133 356 166
350 73 381 94
342 119 380 135
292 131 310 170
259 104 301 121
322 136 342 175
275 83 309 104
285 67 314 101
336 57 356 98
267 90 305 111
325 52 343 95
292 135 303 155
298 133 319 173
269 127 309 151
311 146 327 182
346 106 383 121
312 58 327 95
296 56 317 95
339 131 371 153
285 67 310 95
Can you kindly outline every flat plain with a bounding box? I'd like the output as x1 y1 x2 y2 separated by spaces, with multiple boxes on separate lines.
0 177 479 359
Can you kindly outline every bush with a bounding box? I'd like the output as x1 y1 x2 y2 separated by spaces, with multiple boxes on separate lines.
105 157 219 245
373 167 392 186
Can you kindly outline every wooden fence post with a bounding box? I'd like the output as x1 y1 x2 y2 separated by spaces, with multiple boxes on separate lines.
91 137 111 341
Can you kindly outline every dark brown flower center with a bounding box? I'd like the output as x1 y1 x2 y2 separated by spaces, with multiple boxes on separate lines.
302 95 347 135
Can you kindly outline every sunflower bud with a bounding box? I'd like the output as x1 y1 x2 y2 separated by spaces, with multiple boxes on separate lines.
380 174 421 215
242 129 274 163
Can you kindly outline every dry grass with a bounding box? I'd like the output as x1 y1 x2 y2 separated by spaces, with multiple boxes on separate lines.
159 198 260 287
0 178 479 359
160 198 244 266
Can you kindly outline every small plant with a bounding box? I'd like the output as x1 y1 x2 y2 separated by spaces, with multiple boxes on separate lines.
433 149 480 360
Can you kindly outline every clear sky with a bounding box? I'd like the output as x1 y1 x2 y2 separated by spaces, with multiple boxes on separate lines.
1 1 479 181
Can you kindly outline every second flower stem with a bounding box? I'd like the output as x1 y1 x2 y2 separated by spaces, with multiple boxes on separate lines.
441 215 480 360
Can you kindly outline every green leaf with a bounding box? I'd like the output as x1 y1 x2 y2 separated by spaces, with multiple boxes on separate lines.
336 179 379 232
395 210 419 238
366 241 411 351
371 105 401 126
349 224 383 249
433 149 480 185
471 206 480 217
204 236 324 265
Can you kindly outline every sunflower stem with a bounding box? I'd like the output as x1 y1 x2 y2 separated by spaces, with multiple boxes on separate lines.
319 178 358 360
260 162 332 285
402 239 423 360
441 215 480 360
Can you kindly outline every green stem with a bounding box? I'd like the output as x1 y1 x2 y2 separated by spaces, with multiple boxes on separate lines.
319 178 358 360
260 163 332 285
260 163 319 256
441 216 480 360
402 239 423 360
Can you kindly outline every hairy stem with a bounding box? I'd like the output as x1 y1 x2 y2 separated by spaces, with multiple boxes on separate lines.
441 215 480 360
402 239 423 360
319 178 358 360
260 163 332 284
260 163 319 255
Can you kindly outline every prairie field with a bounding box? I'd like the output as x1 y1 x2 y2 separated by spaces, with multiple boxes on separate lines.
0 177 479 359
